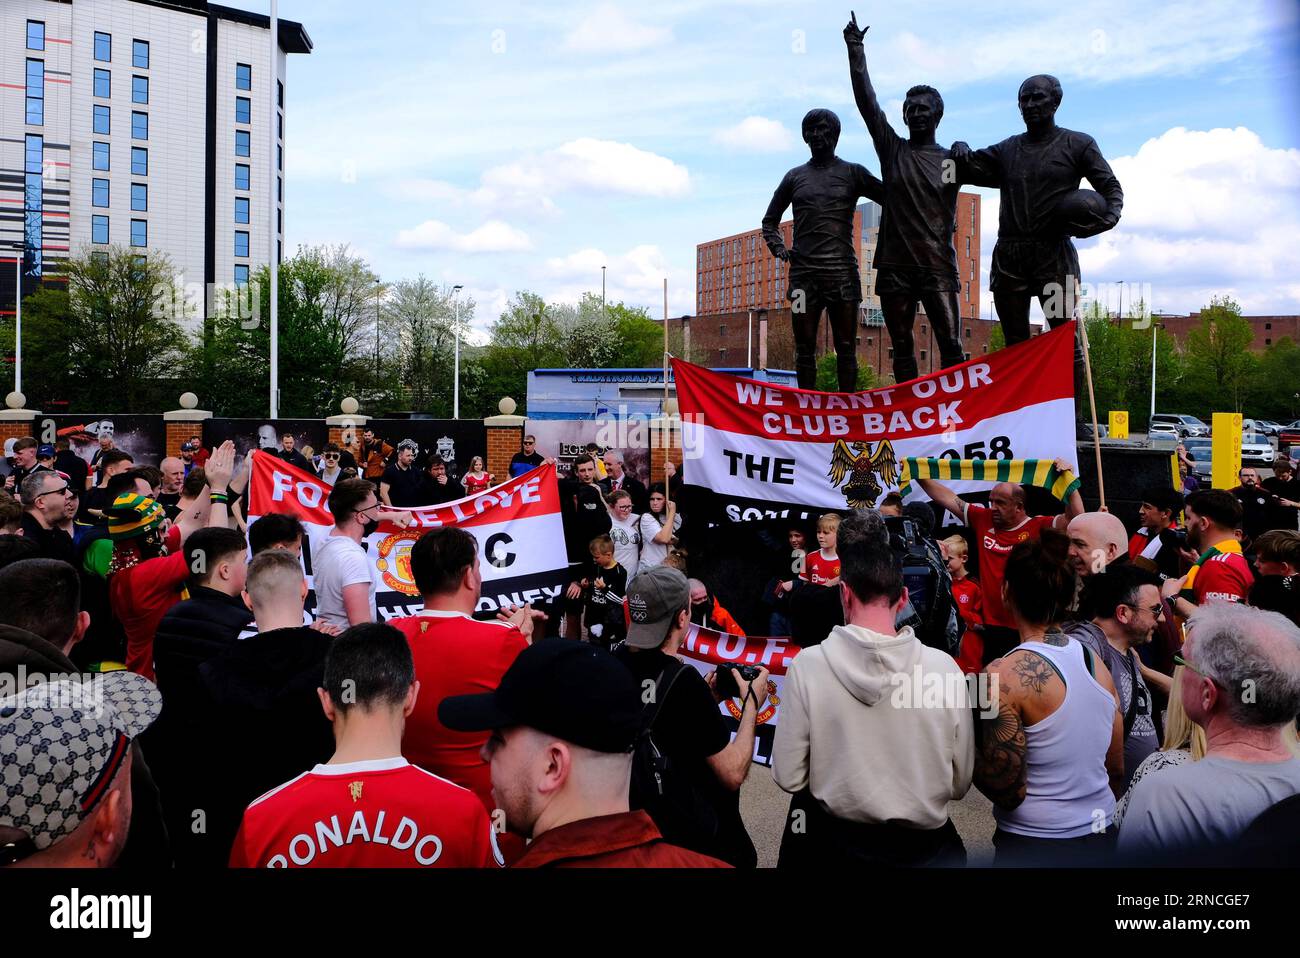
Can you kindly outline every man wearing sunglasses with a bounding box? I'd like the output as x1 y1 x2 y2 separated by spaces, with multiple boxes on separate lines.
317 442 346 486
1065 565 1165 788
509 435 545 479
18 471 76 566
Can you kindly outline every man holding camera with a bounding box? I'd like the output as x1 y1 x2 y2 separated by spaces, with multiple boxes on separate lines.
613 565 767 868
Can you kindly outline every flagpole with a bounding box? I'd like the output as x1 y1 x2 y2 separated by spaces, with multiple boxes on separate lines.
1078 318 1106 510
663 278 669 406
268 0 279 419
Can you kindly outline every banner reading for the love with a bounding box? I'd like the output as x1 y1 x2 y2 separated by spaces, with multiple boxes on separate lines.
673 322 1079 519
676 624 800 767
247 452 568 618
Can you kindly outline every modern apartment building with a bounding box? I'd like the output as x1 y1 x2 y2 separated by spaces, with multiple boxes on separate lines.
1 0 310 333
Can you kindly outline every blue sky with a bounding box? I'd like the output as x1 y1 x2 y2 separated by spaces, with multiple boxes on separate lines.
235 0 1300 336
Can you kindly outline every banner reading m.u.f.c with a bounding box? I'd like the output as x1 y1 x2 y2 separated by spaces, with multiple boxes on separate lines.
247 453 568 619
677 625 800 767
673 322 1079 519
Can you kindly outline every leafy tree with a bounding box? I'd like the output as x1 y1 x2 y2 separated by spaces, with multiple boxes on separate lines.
381 277 475 415
815 352 878 392
17 247 188 411
196 244 381 417
1179 296 1257 414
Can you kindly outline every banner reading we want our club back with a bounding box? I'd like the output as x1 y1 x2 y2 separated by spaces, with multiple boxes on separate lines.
247 453 569 619
673 322 1080 519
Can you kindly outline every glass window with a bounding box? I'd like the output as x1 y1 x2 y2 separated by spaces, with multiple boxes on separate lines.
131 183 147 211
236 63 251 90
235 130 250 156
27 21 45 50
131 147 148 176
235 164 250 190
133 39 149 69
92 178 109 207
277 80 284 107
94 68 111 98
26 59 44 125
131 111 148 140
92 215 109 244
234 264 250 287
130 219 147 247
93 105 110 135
277 144 282 171
235 197 249 224
277 112 282 139
25 135 43 175
94 32 111 62
93 141 110 171
236 97 251 124
234 231 249 257
132 75 148 104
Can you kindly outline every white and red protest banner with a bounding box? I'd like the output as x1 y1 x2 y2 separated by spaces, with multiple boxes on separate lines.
673 321 1079 520
676 624 800 767
247 453 569 618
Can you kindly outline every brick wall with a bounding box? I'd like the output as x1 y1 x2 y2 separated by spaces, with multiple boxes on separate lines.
0 418 38 450
649 420 682 485
486 423 524 480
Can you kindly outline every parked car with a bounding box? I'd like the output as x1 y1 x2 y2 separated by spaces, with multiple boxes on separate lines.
1279 420 1300 452
1182 438 1214 480
1148 421 1181 441
1151 413 1210 439
1252 419 1283 437
1242 430 1276 466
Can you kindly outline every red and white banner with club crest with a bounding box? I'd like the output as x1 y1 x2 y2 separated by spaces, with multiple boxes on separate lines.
672 322 1079 519
677 624 800 767
247 453 569 619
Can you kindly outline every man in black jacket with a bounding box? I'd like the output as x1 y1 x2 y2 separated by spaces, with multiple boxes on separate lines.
0 558 172 868
420 456 465 504
560 455 612 639
198 550 334 866
600 449 648 514
149 526 252 867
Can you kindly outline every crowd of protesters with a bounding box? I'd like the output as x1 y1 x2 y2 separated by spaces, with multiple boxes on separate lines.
1 424 1298 871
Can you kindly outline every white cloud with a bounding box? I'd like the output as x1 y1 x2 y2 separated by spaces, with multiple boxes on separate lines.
1078 127 1300 314
714 116 796 152
484 138 691 200
563 4 673 54
543 244 693 315
393 219 533 253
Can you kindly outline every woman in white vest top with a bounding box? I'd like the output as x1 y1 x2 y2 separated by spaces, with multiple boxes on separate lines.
974 529 1125 867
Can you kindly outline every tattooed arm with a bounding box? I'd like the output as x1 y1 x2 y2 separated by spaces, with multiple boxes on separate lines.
973 658 1028 810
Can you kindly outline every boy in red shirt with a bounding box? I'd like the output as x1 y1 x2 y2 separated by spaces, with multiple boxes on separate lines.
229 622 501 868
801 513 842 586
942 534 984 674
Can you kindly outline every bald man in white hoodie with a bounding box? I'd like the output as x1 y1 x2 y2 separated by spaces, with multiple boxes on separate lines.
773 509 974 868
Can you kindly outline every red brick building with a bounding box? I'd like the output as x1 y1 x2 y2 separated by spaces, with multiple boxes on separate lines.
1154 312 1300 352
665 309 1004 383
695 194 982 322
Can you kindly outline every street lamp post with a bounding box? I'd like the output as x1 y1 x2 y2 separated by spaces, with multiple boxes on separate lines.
373 278 381 382
9 248 20 395
452 284 463 419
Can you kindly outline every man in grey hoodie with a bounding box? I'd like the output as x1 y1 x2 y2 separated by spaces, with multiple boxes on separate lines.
773 510 974 867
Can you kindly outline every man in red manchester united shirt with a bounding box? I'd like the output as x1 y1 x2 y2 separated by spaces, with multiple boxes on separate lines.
388 528 542 814
229 622 501 868
916 459 1083 664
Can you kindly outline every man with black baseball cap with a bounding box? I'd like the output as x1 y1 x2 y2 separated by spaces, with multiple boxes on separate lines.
0 671 162 867
613 565 766 867
439 639 727 867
